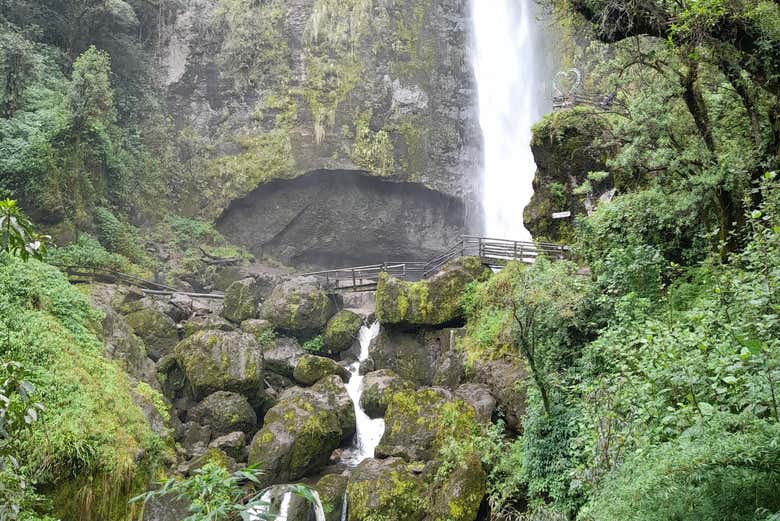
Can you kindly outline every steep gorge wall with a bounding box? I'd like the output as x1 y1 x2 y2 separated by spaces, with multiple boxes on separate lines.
158 0 481 227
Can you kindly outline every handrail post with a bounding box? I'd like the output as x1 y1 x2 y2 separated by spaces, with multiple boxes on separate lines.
513 241 517 259
352 269 357 289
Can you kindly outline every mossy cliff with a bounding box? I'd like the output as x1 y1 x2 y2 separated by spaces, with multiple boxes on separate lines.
160 0 480 220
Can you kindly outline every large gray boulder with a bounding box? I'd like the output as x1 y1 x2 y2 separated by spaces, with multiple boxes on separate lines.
454 383 497 424
359 370 415 418
263 336 307 378
124 307 179 361
369 327 466 387
247 376 355 485
189 391 258 437
174 330 264 405
260 277 339 338
471 357 528 432
221 278 257 323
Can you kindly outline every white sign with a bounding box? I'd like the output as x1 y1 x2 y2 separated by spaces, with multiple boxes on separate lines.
552 211 572 219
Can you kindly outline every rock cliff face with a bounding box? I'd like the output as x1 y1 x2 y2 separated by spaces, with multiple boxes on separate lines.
159 0 481 231
216 170 466 268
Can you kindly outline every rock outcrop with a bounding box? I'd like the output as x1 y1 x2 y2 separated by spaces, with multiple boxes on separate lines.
217 171 467 268
375 257 491 327
160 0 481 228
524 107 614 242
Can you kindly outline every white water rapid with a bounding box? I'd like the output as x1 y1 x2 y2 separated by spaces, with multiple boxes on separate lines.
341 320 384 466
471 0 549 240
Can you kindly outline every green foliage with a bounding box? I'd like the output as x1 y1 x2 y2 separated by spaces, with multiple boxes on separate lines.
0 255 169 519
303 335 324 353
47 234 131 272
0 361 47 518
579 414 780 521
131 463 317 521
67 46 114 133
0 199 47 261
93 207 146 264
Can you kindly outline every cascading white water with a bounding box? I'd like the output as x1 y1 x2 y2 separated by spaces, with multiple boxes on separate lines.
341 321 384 466
471 0 549 240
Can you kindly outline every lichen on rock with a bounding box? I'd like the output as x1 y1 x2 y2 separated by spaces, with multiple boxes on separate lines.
173 330 264 405
375 257 491 327
322 309 363 353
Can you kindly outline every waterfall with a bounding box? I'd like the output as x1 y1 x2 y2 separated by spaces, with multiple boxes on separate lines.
471 0 550 240
341 320 384 466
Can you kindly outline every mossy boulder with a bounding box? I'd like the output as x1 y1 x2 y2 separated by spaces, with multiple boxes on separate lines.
183 447 235 475
315 474 349 521
360 370 415 418
221 278 258 323
125 307 179 361
208 431 247 461
241 318 274 339
189 391 258 437
431 452 486 521
260 276 340 338
375 257 491 327
346 457 428 521
181 314 235 338
376 388 478 461
174 330 264 405
454 383 497 424
322 310 363 353
293 354 350 386
247 375 355 485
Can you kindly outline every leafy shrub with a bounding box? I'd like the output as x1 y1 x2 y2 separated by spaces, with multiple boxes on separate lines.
94 207 147 263
303 336 324 352
579 414 780 521
48 234 131 272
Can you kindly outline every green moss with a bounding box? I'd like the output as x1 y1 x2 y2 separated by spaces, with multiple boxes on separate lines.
202 128 295 219
134 382 171 423
376 258 491 327
351 111 395 176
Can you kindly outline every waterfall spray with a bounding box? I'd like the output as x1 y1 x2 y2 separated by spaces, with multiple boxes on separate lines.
471 0 550 240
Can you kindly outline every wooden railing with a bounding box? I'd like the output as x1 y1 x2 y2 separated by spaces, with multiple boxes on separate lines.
305 236 570 291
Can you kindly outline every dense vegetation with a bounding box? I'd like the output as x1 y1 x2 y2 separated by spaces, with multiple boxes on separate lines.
1 0 779 519
451 0 780 518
